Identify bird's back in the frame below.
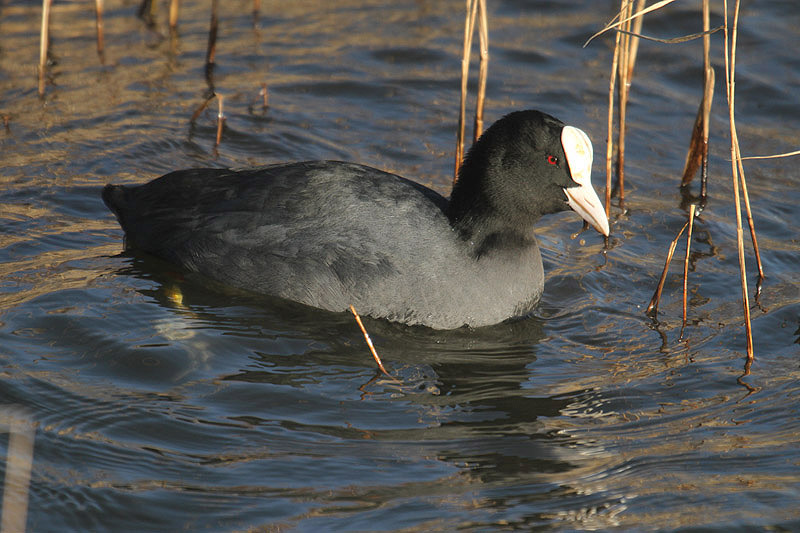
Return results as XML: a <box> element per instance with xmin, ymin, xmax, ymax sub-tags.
<box><xmin>104</xmin><ymin>161</ymin><xmax>493</xmax><ymax>325</ymax></box>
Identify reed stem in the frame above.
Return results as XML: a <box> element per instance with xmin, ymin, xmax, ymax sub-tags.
<box><xmin>455</xmin><ymin>0</ymin><xmax>479</xmax><ymax>183</ymax></box>
<box><xmin>723</xmin><ymin>0</ymin><xmax>754</xmax><ymax>362</ymax></box>
<box><xmin>95</xmin><ymin>0</ymin><xmax>105</xmax><ymax>61</ymax></box>
<box><xmin>700</xmin><ymin>0</ymin><xmax>711</xmax><ymax>205</ymax></box>
<box><xmin>349</xmin><ymin>305</ymin><xmax>393</xmax><ymax>378</ymax></box>
<box><xmin>260</xmin><ymin>82</ymin><xmax>269</xmax><ymax>109</ymax></box>
<box><xmin>215</xmin><ymin>93</ymin><xmax>224</xmax><ymax>146</ymax></box>
<box><xmin>605</xmin><ymin>22</ymin><xmax>621</xmax><ymax>219</ymax></box>
<box><xmin>680</xmin><ymin>204</ymin><xmax>696</xmax><ymax>337</ymax></box>
<box><xmin>169</xmin><ymin>0</ymin><xmax>180</xmax><ymax>29</ymax></box>
<box><xmin>615</xmin><ymin>0</ymin><xmax>632</xmax><ymax>207</ymax></box>
<box><xmin>646</xmin><ymin>220</ymin><xmax>689</xmax><ymax>319</ymax></box>
<box><xmin>473</xmin><ymin>0</ymin><xmax>488</xmax><ymax>143</ymax></box>
<box><xmin>38</xmin><ymin>0</ymin><xmax>52</xmax><ymax>97</ymax></box>
<box><xmin>205</xmin><ymin>0</ymin><xmax>219</xmax><ymax>85</ymax></box>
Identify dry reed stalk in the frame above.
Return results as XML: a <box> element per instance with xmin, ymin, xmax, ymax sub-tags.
<box><xmin>601</xmin><ymin>0</ymin><xmax>708</xmax><ymax>216</ymax></box>
<box><xmin>604</xmin><ymin>23</ymin><xmax>621</xmax><ymax>219</ymax></box>
<box><xmin>260</xmin><ymin>83</ymin><xmax>269</xmax><ymax>109</ymax></box>
<box><xmin>38</xmin><ymin>0</ymin><xmax>52</xmax><ymax>97</ymax></box>
<box><xmin>733</xmin><ymin>127</ymin><xmax>764</xmax><ymax>280</ymax></box>
<box><xmin>190</xmin><ymin>94</ymin><xmax>215</xmax><ymax>124</ymax></box>
<box><xmin>259</xmin><ymin>83</ymin><xmax>269</xmax><ymax>110</ymax></box>
<box><xmin>740</xmin><ymin>150</ymin><xmax>800</xmax><ymax>160</ymax></box>
<box><xmin>722</xmin><ymin>0</ymin><xmax>754</xmax><ymax>362</ymax></box>
<box><xmin>349</xmin><ymin>305</ymin><xmax>393</xmax><ymax>378</ymax></box>
<box><xmin>615</xmin><ymin>0</ymin><xmax>645</xmax><ymax>208</ymax></box>
<box><xmin>737</xmin><ymin>361</ymin><xmax>757</xmax><ymax>394</ymax></box>
<box><xmin>205</xmin><ymin>0</ymin><xmax>219</xmax><ymax>82</ymax></box>
<box><xmin>95</xmin><ymin>0</ymin><xmax>105</xmax><ymax>61</ymax></box>
<box><xmin>169</xmin><ymin>0</ymin><xmax>180</xmax><ymax>29</ymax></box>
<box><xmin>215</xmin><ymin>93</ymin><xmax>225</xmax><ymax>146</ymax></box>
<box><xmin>454</xmin><ymin>0</ymin><xmax>480</xmax><ymax>182</ymax></box>
<box><xmin>586</xmin><ymin>0</ymin><xmax>678</xmax><ymax>46</ymax></box>
<box><xmin>150</xmin><ymin>0</ymin><xmax>158</xmax><ymax>23</ymax></box>
<box><xmin>681</xmin><ymin>0</ymin><xmax>713</xmax><ymax>210</ymax></box>
<box><xmin>473</xmin><ymin>0</ymin><xmax>489</xmax><ymax>143</ymax></box>
<box><xmin>615</xmin><ymin>0</ymin><xmax>633</xmax><ymax>206</ymax></box>
<box><xmin>681</xmin><ymin>68</ymin><xmax>714</xmax><ymax>197</ymax></box>
<box><xmin>646</xmin><ymin>219</ymin><xmax>689</xmax><ymax>319</ymax></box>
<box><xmin>1</xmin><ymin>408</ymin><xmax>35</xmax><ymax>533</ymax></box>
<box><xmin>680</xmin><ymin>203</ymin><xmax>697</xmax><ymax>337</ymax></box>
<box><xmin>626</xmin><ymin>0</ymin><xmax>645</xmax><ymax>79</ymax></box>
<box><xmin>137</xmin><ymin>0</ymin><xmax>158</xmax><ymax>26</ymax></box>
<box><xmin>700</xmin><ymin>0</ymin><xmax>711</xmax><ymax>205</ymax></box>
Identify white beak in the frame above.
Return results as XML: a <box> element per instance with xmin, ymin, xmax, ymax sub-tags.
<box><xmin>561</xmin><ymin>125</ymin><xmax>610</xmax><ymax>237</ymax></box>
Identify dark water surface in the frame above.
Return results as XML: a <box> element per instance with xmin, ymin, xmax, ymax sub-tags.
<box><xmin>2</xmin><ymin>0</ymin><xmax>799</xmax><ymax>530</ymax></box>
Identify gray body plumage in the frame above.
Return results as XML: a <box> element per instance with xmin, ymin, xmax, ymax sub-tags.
<box><xmin>103</xmin><ymin>161</ymin><xmax>544</xmax><ymax>329</ymax></box>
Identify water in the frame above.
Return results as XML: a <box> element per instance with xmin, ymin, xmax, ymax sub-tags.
<box><xmin>1</xmin><ymin>0</ymin><xmax>799</xmax><ymax>530</ymax></box>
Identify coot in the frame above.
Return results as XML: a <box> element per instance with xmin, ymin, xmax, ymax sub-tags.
<box><xmin>103</xmin><ymin>110</ymin><xmax>609</xmax><ymax>329</ymax></box>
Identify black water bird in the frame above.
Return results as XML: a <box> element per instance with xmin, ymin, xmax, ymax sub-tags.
<box><xmin>103</xmin><ymin>110</ymin><xmax>609</xmax><ymax>329</ymax></box>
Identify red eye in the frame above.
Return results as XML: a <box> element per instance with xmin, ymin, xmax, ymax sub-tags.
<box><xmin>546</xmin><ymin>155</ymin><xmax>559</xmax><ymax>166</ymax></box>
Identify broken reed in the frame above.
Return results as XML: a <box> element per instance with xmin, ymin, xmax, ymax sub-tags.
<box><xmin>215</xmin><ymin>93</ymin><xmax>225</xmax><ymax>146</ymax></box>
<box><xmin>349</xmin><ymin>305</ymin><xmax>394</xmax><ymax>378</ymax></box>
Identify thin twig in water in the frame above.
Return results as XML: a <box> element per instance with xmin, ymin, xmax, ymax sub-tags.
<box><xmin>680</xmin><ymin>204</ymin><xmax>697</xmax><ymax>338</ymax></box>
<box><xmin>646</xmin><ymin>219</ymin><xmax>689</xmax><ymax>319</ymax></box>
<box><xmin>349</xmin><ymin>305</ymin><xmax>394</xmax><ymax>379</ymax></box>
<box><xmin>260</xmin><ymin>82</ymin><xmax>269</xmax><ymax>109</ymax></box>
<box><xmin>737</xmin><ymin>356</ymin><xmax>758</xmax><ymax>395</ymax></box>
<box><xmin>190</xmin><ymin>94</ymin><xmax>215</xmax><ymax>124</ymax></box>
<box><xmin>215</xmin><ymin>93</ymin><xmax>225</xmax><ymax>147</ymax></box>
